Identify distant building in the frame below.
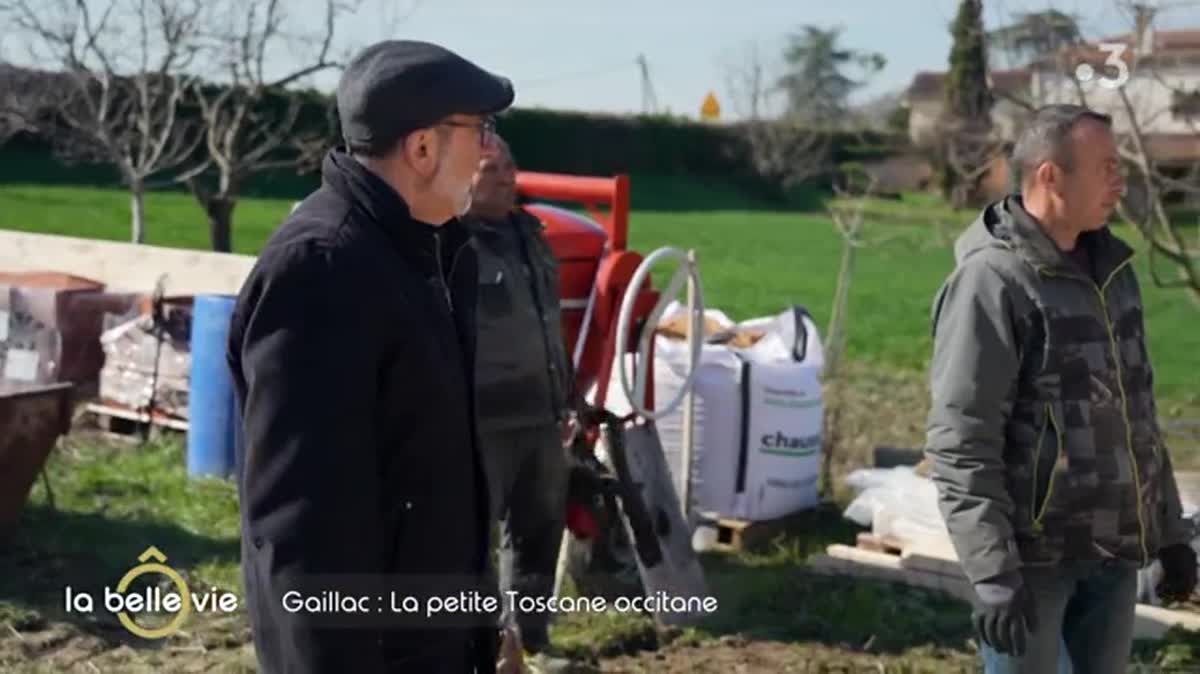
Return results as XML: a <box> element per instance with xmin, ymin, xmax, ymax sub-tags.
<box><xmin>903</xmin><ymin>27</ymin><xmax>1200</xmax><ymax>208</ymax></box>
<box><xmin>904</xmin><ymin>69</ymin><xmax>1032</xmax><ymax>147</ymax></box>
<box><xmin>903</xmin><ymin>28</ymin><xmax>1200</xmax><ymax>167</ymax></box>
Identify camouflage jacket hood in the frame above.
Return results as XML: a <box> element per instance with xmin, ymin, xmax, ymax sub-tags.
<box><xmin>954</xmin><ymin>194</ymin><xmax>1135</xmax><ymax>277</ymax></box>
<box><xmin>926</xmin><ymin>195</ymin><xmax>1192</xmax><ymax>584</ymax></box>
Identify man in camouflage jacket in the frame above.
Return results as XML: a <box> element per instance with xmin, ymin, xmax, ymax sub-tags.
<box><xmin>926</xmin><ymin>105</ymin><xmax>1197</xmax><ymax>673</ymax></box>
<box><xmin>464</xmin><ymin>136</ymin><xmax>573</xmax><ymax>660</ymax></box>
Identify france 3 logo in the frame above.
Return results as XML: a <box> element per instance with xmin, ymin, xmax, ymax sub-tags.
<box><xmin>1074</xmin><ymin>43</ymin><xmax>1132</xmax><ymax>90</ymax></box>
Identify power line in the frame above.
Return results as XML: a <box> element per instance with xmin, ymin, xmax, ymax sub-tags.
<box><xmin>517</xmin><ymin>60</ymin><xmax>637</xmax><ymax>89</ymax></box>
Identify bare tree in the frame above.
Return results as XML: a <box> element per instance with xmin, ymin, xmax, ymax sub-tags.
<box><xmin>723</xmin><ymin>36</ymin><xmax>886</xmax><ymax>499</ymax></box>
<box><xmin>1</xmin><ymin>0</ymin><xmax>205</xmax><ymax>243</ymax></box>
<box><xmin>0</xmin><ymin>62</ymin><xmax>47</xmax><ymax>145</ymax></box>
<box><xmin>178</xmin><ymin>0</ymin><xmax>360</xmax><ymax>252</ymax></box>
<box><xmin>721</xmin><ymin>40</ymin><xmax>836</xmax><ymax>195</ymax></box>
<box><xmin>1114</xmin><ymin>83</ymin><xmax>1200</xmax><ymax>304</ymax></box>
<box><xmin>1036</xmin><ymin>0</ymin><xmax>1200</xmax><ymax>303</ymax></box>
<box><xmin>940</xmin><ymin>122</ymin><xmax>1009</xmax><ymax>208</ymax></box>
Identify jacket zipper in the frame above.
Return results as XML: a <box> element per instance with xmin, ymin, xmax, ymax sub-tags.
<box><xmin>1031</xmin><ymin>402</ymin><xmax>1062</xmax><ymax>533</ymax></box>
<box><xmin>446</xmin><ymin>238</ymin><xmax>467</xmax><ymax>306</ymax></box>
<box><xmin>434</xmin><ymin>231</ymin><xmax>453</xmax><ymax>311</ymax></box>
<box><xmin>1038</xmin><ymin>256</ymin><xmax>1146</xmax><ymax>564</ymax></box>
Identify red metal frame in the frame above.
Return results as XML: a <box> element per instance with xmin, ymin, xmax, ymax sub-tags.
<box><xmin>515</xmin><ymin>171</ymin><xmax>656</xmax><ymax>414</ymax></box>
<box><xmin>515</xmin><ymin>171</ymin><xmax>630</xmax><ymax>251</ymax></box>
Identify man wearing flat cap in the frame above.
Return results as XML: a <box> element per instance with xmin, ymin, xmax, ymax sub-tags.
<box><xmin>228</xmin><ymin>40</ymin><xmax>514</xmax><ymax>673</ymax></box>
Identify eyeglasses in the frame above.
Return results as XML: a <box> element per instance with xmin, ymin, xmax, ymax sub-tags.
<box><xmin>438</xmin><ymin>116</ymin><xmax>497</xmax><ymax>147</ymax></box>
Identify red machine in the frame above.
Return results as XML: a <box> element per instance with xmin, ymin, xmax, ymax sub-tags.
<box><xmin>515</xmin><ymin>171</ymin><xmax>658</xmax><ymax>412</ymax></box>
<box><xmin>516</xmin><ymin>170</ymin><xmax>712</xmax><ymax>617</ymax></box>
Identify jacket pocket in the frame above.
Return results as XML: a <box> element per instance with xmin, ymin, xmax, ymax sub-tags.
<box><xmin>476</xmin><ymin>257</ymin><xmax>512</xmax><ymax>316</ymax></box>
<box><xmin>1030</xmin><ymin>402</ymin><xmax>1064</xmax><ymax>534</ymax></box>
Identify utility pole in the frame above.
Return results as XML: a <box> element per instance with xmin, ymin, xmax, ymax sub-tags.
<box><xmin>637</xmin><ymin>53</ymin><xmax>659</xmax><ymax>115</ymax></box>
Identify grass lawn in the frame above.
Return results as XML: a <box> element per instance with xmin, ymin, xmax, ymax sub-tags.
<box><xmin>0</xmin><ymin>182</ymin><xmax>1195</xmax><ymax>403</ymax></box>
<box><xmin>1</xmin><ymin>179</ymin><xmax>1199</xmax><ymax>670</ymax></box>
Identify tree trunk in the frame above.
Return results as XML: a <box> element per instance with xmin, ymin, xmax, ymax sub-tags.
<box><xmin>205</xmin><ymin>196</ymin><xmax>236</xmax><ymax>253</ymax></box>
<box><xmin>184</xmin><ymin>177</ymin><xmax>238</xmax><ymax>253</ymax></box>
<box><xmin>824</xmin><ymin>230</ymin><xmax>857</xmax><ymax>379</ymax></box>
<box><xmin>130</xmin><ymin>182</ymin><xmax>146</xmax><ymax>244</ymax></box>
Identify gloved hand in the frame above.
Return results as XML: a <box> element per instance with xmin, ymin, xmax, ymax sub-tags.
<box><xmin>971</xmin><ymin>570</ymin><xmax>1038</xmax><ymax>656</ymax></box>
<box><xmin>1157</xmin><ymin>543</ymin><xmax>1198</xmax><ymax>604</ymax></box>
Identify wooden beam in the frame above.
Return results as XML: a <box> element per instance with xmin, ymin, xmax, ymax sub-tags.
<box><xmin>813</xmin><ymin>543</ymin><xmax>1200</xmax><ymax>641</ymax></box>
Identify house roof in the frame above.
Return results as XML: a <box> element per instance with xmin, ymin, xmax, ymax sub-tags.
<box><xmin>906</xmin><ymin>69</ymin><xmax>1031</xmax><ymax>100</ymax></box>
<box><xmin>907</xmin><ymin>29</ymin><xmax>1200</xmax><ymax>101</ymax></box>
<box><xmin>1029</xmin><ymin>28</ymin><xmax>1200</xmax><ymax>70</ymax></box>
<box><xmin>1101</xmin><ymin>28</ymin><xmax>1200</xmax><ymax>52</ymax></box>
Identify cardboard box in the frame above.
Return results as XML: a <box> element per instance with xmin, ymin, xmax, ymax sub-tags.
<box><xmin>0</xmin><ymin>272</ymin><xmax>141</xmax><ymax>389</ymax></box>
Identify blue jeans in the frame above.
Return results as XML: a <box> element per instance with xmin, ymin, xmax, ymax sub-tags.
<box><xmin>981</xmin><ymin>561</ymin><xmax>1138</xmax><ymax>674</ymax></box>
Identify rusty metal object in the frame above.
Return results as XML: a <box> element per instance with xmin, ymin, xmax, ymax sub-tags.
<box><xmin>0</xmin><ymin>270</ymin><xmax>142</xmax><ymax>392</ymax></box>
<box><xmin>0</xmin><ymin>381</ymin><xmax>74</xmax><ymax>535</ymax></box>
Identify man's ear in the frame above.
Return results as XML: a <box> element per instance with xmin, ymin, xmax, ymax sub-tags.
<box><xmin>402</xmin><ymin>129</ymin><xmax>439</xmax><ymax>177</ymax></box>
<box><xmin>1036</xmin><ymin>161</ymin><xmax>1061</xmax><ymax>194</ymax></box>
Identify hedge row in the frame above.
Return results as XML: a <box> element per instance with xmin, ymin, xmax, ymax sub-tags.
<box><xmin>3</xmin><ymin>76</ymin><xmax>908</xmax><ymax>201</ymax></box>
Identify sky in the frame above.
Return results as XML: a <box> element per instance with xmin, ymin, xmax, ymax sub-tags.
<box><xmin>316</xmin><ymin>0</ymin><xmax>1200</xmax><ymax>120</ymax></box>
<box><xmin>7</xmin><ymin>0</ymin><xmax>1200</xmax><ymax>121</ymax></box>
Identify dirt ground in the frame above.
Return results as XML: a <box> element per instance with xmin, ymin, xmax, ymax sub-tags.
<box><xmin>3</xmin><ymin>364</ymin><xmax>1197</xmax><ymax>672</ymax></box>
<box><xmin>0</xmin><ymin>608</ymin><xmax>256</xmax><ymax>673</ymax></box>
<box><xmin>0</xmin><ymin>616</ymin><xmax>983</xmax><ymax>674</ymax></box>
<box><xmin>597</xmin><ymin>636</ymin><xmax>980</xmax><ymax>673</ymax></box>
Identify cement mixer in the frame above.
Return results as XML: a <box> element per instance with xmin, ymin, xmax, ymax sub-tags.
<box><xmin>515</xmin><ymin>171</ymin><xmax>710</xmax><ymax>626</ymax></box>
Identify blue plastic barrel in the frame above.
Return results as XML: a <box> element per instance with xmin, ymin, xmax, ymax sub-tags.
<box><xmin>187</xmin><ymin>294</ymin><xmax>238</xmax><ymax>478</ymax></box>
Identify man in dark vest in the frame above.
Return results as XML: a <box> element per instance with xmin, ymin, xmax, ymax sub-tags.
<box><xmin>464</xmin><ymin>136</ymin><xmax>573</xmax><ymax>666</ymax></box>
<box><xmin>925</xmin><ymin>104</ymin><xmax>1197</xmax><ymax>674</ymax></box>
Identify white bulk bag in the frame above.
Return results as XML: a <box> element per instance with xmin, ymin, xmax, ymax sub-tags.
<box><xmin>595</xmin><ymin>302</ymin><xmax>825</xmax><ymax>522</ymax></box>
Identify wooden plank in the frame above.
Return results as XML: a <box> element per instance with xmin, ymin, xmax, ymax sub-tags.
<box><xmin>814</xmin><ymin>545</ymin><xmax>974</xmax><ymax>602</ymax></box>
<box><xmin>855</xmin><ymin>533</ymin><xmax>905</xmax><ymax>555</ymax></box>
<box><xmin>816</xmin><ymin>543</ymin><xmax>1200</xmax><ymax>641</ymax></box>
<box><xmin>822</xmin><ymin>544</ymin><xmax>904</xmax><ymax>568</ymax></box>
<box><xmin>855</xmin><ymin>532</ymin><xmax>889</xmax><ymax>553</ymax></box>
<box><xmin>899</xmin><ymin>546</ymin><xmax>964</xmax><ymax>579</ymax></box>
<box><xmin>84</xmin><ymin>402</ymin><xmax>189</xmax><ymax>432</ymax></box>
<box><xmin>1133</xmin><ymin>603</ymin><xmax>1200</xmax><ymax>640</ymax></box>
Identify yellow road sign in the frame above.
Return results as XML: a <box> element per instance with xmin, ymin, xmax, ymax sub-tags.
<box><xmin>700</xmin><ymin>92</ymin><xmax>720</xmax><ymax>120</ymax></box>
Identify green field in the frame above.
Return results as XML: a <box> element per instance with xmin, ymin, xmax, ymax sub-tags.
<box><xmin>1</xmin><ymin>181</ymin><xmax>1196</xmax><ymax>404</ymax></box>
<box><xmin>2</xmin><ymin>179</ymin><xmax>1199</xmax><ymax>671</ymax></box>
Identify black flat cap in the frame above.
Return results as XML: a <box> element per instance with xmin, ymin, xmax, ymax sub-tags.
<box><xmin>336</xmin><ymin>40</ymin><xmax>514</xmax><ymax>154</ymax></box>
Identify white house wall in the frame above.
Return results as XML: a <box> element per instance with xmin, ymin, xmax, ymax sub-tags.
<box><xmin>1033</xmin><ymin>65</ymin><xmax>1200</xmax><ymax>135</ymax></box>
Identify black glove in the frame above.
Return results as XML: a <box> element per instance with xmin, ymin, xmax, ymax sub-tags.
<box><xmin>1158</xmin><ymin>543</ymin><xmax>1198</xmax><ymax>604</ymax></box>
<box><xmin>971</xmin><ymin>570</ymin><xmax>1038</xmax><ymax>656</ymax></box>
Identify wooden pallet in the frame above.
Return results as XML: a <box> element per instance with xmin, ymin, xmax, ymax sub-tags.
<box><xmin>706</xmin><ymin>502</ymin><xmax>840</xmax><ymax>552</ymax></box>
<box><xmin>709</xmin><ymin>517</ymin><xmax>756</xmax><ymax>552</ymax></box>
<box><xmin>83</xmin><ymin>402</ymin><xmax>189</xmax><ymax>434</ymax></box>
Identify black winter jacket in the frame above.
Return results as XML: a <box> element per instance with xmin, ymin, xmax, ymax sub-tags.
<box><xmin>227</xmin><ymin>148</ymin><xmax>496</xmax><ymax>673</ymax></box>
